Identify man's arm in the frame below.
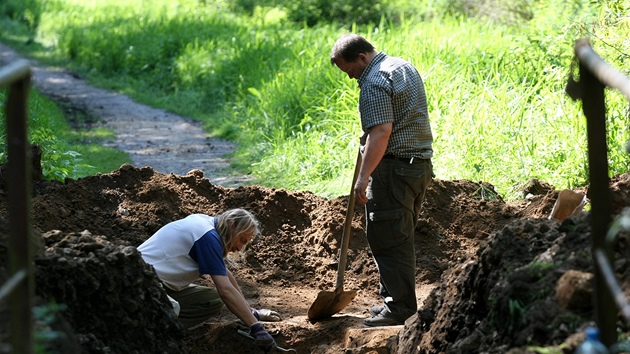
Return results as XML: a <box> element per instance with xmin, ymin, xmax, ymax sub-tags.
<box><xmin>355</xmin><ymin>122</ymin><xmax>392</xmax><ymax>205</ymax></box>
<box><xmin>226</xmin><ymin>269</ymin><xmax>244</xmax><ymax>295</ymax></box>
<box><xmin>211</xmin><ymin>274</ymin><xmax>258</xmax><ymax>326</ymax></box>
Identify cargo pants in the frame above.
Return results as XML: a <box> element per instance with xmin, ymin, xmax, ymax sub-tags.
<box><xmin>365</xmin><ymin>156</ymin><xmax>433</xmax><ymax>321</ymax></box>
<box><xmin>165</xmin><ymin>284</ymin><xmax>224</xmax><ymax>329</ymax></box>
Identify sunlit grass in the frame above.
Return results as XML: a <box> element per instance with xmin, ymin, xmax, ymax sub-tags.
<box><xmin>2</xmin><ymin>0</ymin><xmax>629</xmax><ymax>198</ymax></box>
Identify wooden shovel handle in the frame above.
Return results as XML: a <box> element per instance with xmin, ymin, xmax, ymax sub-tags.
<box><xmin>336</xmin><ymin>150</ymin><xmax>362</xmax><ymax>290</ymax></box>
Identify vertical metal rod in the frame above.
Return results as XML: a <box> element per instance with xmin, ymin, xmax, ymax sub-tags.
<box><xmin>579</xmin><ymin>60</ymin><xmax>616</xmax><ymax>346</ymax></box>
<box><xmin>6</xmin><ymin>72</ymin><xmax>34</xmax><ymax>354</ymax></box>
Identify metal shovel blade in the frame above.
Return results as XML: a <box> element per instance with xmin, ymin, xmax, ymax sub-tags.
<box><xmin>307</xmin><ymin>288</ymin><xmax>357</xmax><ymax>321</ymax></box>
<box><xmin>548</xmin><ymin>189</ymin><xmax>587</xmax><ymax>221</ymax></box>
<box><xmin>307</xmin><ymin>151</ymin><xmax>361</xmax><ymax>321</ymax></box>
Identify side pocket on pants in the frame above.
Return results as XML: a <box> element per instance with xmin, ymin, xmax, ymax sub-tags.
<box><xmin>367</xmin><ymin>208</ymin><xmax>409</xmax><ymax>253</ymax></box>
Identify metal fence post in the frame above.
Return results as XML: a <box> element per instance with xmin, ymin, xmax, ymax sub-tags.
<box><xmin>575</xmin><ymin>38</ymin><xmax>619</xmax><ymax>347</ymax></box>
<box><xmin>1</xmin><ymin>59</ymin><xmax>34</xmax><ymax>354</ymax></box>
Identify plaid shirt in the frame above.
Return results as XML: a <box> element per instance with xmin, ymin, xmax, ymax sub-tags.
<box><xmin>357</xmin><ymin>52</ymin><xmax>433</xmax><ymax>159</ymax></box>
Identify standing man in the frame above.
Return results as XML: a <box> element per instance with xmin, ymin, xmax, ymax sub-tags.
<box><xmin>330</xmin><ymin>33</ymin><xmax>434</xmax><ymax>326</ymax></box>
<box><xmin>137</xmin><ymin>208</ymin><xmax>281</xmax><ymax>351</ymax></box>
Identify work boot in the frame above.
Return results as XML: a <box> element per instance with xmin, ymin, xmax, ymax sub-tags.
<box><xmin>363</xmin><ymin>311</ymin><xmax>405</xmax><ymax>327</ymax></box>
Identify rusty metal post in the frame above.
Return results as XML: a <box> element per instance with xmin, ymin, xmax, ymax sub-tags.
<box><xmin>3</xmin><ymin>60</ymin><xmax>34</xmax><ymax>354</ymax></box>
<box><xmin>577</xmin><ymin>42</ymin><xmax>616</xmax><ymax>346</ymax></box>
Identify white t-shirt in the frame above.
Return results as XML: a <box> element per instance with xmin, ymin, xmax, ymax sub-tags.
<box><xmin>137</xmin><ymin>214</ymin><xmax>227</xmax><ymax>291</ymax></box>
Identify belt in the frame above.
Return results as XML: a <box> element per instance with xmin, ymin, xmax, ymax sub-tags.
<box><xmin>383</xmin><ymin>154</ymin><xmax>422</xmax><ymax>163</ymax></box>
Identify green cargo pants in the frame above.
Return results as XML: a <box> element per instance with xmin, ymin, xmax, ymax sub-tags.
<box><xmin>165</xmin><ymin>284</ymin><xmax>224</xmax><ymax>329</ymax></box>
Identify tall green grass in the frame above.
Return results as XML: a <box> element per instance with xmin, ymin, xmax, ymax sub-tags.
<box><xmin>2</xmin><ymin>0</ymin><xmax>629</xmax><ymax>199</ymax></box>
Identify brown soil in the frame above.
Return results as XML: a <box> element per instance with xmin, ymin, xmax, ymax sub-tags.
<box><xmin>2</xmin><ymin>42</ymin><xmax>630</xmax><ymax>354</ymax></box>
<box><xmin>1</xmin><ymin>166</ymin><xmax>630</xmax><ymax>353</ymax></box>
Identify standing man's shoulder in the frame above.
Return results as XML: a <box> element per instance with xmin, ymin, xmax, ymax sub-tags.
<box><xmin>371</xmin><ymin>54</ymin><xmax>415</xmax><ymax>79</ymax></box>
<box><xmin>381</xmin><ymin>54</ymin><xmax>415</xmax><ymax>71</ymax></box>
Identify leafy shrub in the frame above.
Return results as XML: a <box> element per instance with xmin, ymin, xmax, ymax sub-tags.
<box><xmin>437</xmin><ymin>0</ymin><xmax>534</xmax><ymax>23</ymax></box>
<box><xmin>287</xmin><ymin>0</ymin><xmax>385</xmax><ymax>26</ymax></box>
<box><xmin>0</xmin><ymin>0</ymin><xmax>41</xmax><ymax>37</ymax></box>
<box><xmin>0</xmin><ymin>91</ymin><xmax>93</xmax><ymax>181</ymax></box>
<box><xmin>30</xmin><ymin>128</ymin><xmax>92</xmax><ymax>181</ymax></box>
<box><xmin>227</xmin><ymin>0</ymin><xmax>387</xmax><ymax>26</ymax></box>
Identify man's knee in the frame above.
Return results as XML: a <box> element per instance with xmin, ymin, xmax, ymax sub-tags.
<box><xmin>190</xmin><ymin>286</ymin><xmax>224</xmax><ymax>315</ymax></box>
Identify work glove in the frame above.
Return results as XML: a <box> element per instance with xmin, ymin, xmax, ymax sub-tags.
<box><xmin>250</xmin><ymin>322</ymin><xmax>276</xmax><ymax>352</ymax></box>
<box><xmin>252</xmin><ymin>308</ymin><xmax>282</xmax><ymax>322</ymax></box>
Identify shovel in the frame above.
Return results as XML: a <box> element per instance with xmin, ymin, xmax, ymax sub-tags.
<box><xmin>307</xmin><ymin>150</ymin><xmax>361</xmax><ymax>321</ymax></box>
<box><xmin>548</xmin><ymin>189</ymin><xmax>587</xmax><ymax>221</ymax></box>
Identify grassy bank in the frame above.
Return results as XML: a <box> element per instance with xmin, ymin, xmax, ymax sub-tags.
<box><xmin>1</xmin><ymin>0</ymin><xmax>629</xmax><ymax>199</ymax></box>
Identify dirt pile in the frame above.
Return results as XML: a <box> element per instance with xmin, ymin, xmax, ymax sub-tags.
<box><xmin>1</xmin><ymin>164</ymin><xmax>630</xmax><ymax>353</ymax></box>
<box><xmin>36</xmin><ymin>230</ymin><xmax>184</xmax><ymax>353</ymax></box>
<box><xmin>399</xmin><ymin>174</ymin><xmax>630</xmax><ymax>354</ymax></box>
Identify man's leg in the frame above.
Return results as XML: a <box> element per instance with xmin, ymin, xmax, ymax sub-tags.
<box><xmin>373</xmin><ymin>231</ymin><xmax>417</xmax><ymax>321</ymax></box>
<box><xmin>365</xmin><ymin>159</ymin><xmax>433</xmax><ymax>324</ymax></box>
<box><xmin>166</xmin><ymin>284</ymin><xmax>224</xmax><ymax>329</ymax></box>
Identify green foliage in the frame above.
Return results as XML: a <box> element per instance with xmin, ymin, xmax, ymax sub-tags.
<box><xmin>0</xmin><ymin>0</ymin><xmax>41</xmax><ymax>39</ymax></box>
<box><xmin>526</xmin><ymin>346</ymin><xmax>564</xmax><ymax>354</ymax></box>
<box><xmin>0</xmin><ymin>89</ymin><xmax>129</xmax><ymax>181</ymax></box>
<box><xmin>1</xmin><ymin>0</ymin><xmax>629</xmax><ymax>198</ymax></box>
<box><xmin>282</xmin><ymin>0</ymin><xmax>385</xmax><ymax>27</ymax></box>
<box><xmin>0</xmin><ymin>90</ymin><xmax>85</xmax><ymax>181</ymax></box>
<box><xmin>472</xmin><ymin>183</ymin><xmax>501</xmax><ymax>201</ymax></box>
<box><xmin>228</xmin><ymin>0</ymin><xmax>411</xmax><ymax>27</ymax></box>
<box><xmin>29</xmin><ymin>128</ymin><xmax>90</xmax><ymax>181</ymax></box>
<box><xmin>227</xmin><ymin>0</ymin><xmax>273</xmax><ymax>15</ymax></box>
<box><xmin>523</xmin><ymin>261</ymin><xmax>554</xmax><ymax>280</ymax></box>
<box><xmin>438</xmin><ymin>0</ymin><xmax>535</xmax><ymax>23</ymax></box>
<box><xmin>33</xmin><ymin>302</ymin><xmax>68</xmax><ymax>354</ymax></box>
<box><xmin>507</xmin><ymin>298</ymin><xmax>528</xmax><ymax>332</ymax></box>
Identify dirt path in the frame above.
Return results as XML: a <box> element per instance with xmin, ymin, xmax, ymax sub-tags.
<box><xmin>0</xmin><ymin>42</ymin><xmax>251</xmax><ymax>187</ymax></box>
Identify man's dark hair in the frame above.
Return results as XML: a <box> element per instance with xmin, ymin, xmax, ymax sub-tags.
<box><xmin>330</xmin><ymin>33</ymin><xmax>375</xmax><ymax>64</ymax></box>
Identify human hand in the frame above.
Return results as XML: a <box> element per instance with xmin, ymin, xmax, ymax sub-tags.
<box><xmin>354</xmin><ymin>177</ymin><xmax>369</xmax><ymax>205</ymax></box>
<box><xmin>252</xmin><ymin>308</ymin><xmax>282</xmax><ymax>322</ymax></box>
<box><xmin>250</xmin><ymin>322</ymin><xmax>276</xmax><ymax>351</ymax></box>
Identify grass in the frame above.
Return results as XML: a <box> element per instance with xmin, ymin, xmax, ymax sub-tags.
<box><xmin>1</xmin><ymin>0</ymin><xmax>629</xmax><ymax>199</ymax></box>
